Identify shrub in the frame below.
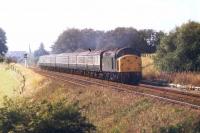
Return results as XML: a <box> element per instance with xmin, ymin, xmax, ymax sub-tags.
<box><xmin>159</xmin><ymin>117</ymin><xmax>200</xmax><ymax>133</ymax></box>
<box><xmin>154</xmin><ymin>21</ymin><xmax>200</xmax><ymax>72</ymax></box>
<box><xmin>0</xmin><ymin>97</ymin><xmax>95</xmax><ymax>133</ymax></box>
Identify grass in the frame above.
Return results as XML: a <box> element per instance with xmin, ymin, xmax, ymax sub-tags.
<box><xmin>0</xmin><ymin>63</ymin><xmax>44</xmax><ymax>104</ymax></box>
<box><xmin>1</xmin><ymin>63</ymin><xmax>200</xmax><ymax>132</ymax></box>
<box><xmin>0</xmin><ymin>64</ymin><xmax>21</xmax><ymax>104</ymax></box>
<box><xmin>142</xmin><ymin>55</ymin><xmax>160</xmax><ymax>79</ymax></box>
<box><xmin>30</xmin><ymin>80</ymin><xmax>200</xmax><ymax>133</ymax></box>
<box><xmin>142</xmin><ymin>55</ymin><xmax>200</xmax><ymax>86</ymax></box>
<box><xmin>10</xmin><ymin>63</ymin><xmax>45</xmax><ymax>96</ymax></box>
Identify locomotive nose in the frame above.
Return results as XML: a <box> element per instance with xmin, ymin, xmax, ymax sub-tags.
<box><xmin>116</xmin><ymin>55</ymin><xmax>141</xmax><ymax>73</ymax></box>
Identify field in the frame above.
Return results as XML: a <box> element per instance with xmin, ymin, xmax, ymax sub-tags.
<box><xmin>142</xmin><ymin>55</ymin><xmax>200</xmax><ymax>86</ymax></box>
<box><xmin>1</xmin><ymin>63</ymin><xmax>200</xmax><ymax>132</ymax></box>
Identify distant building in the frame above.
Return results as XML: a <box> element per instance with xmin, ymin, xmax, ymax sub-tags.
<box><xmin>6</xmin><ymin>51</ymin><xmax>27</xmax><ymax>62</ymax></box>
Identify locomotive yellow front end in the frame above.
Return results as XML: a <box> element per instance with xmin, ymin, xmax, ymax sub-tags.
<box><xmin>116</xmin><ymin>55</ymin><xmax>141</xmax><ymax>72</ymax></box>
<box><xmin>116</xmin><ymin>54</ymin><xmax>142</xmax><ymax>84</ymax></box>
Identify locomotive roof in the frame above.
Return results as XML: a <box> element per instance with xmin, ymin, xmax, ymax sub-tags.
<box><xmin>103</xmin><ymin>47</ymin><xmax>140</xmax><ymax>57</ymax></box>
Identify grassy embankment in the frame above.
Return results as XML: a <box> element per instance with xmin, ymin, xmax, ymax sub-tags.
<box><xmin>1</xmin><ymin>63</ymin><xmax>200</xmax><ymax>132</ymax></box>
<box><xmin>0</xmin><ymin>63</ymin><xmax>44</xmax><ymax>98</ymax></box>
<box><xmin>142</xmin><ymin>55</ymin><xmax>200</xmax><ymax>86</ymax></box>
<box><xmin>0</xmin><ymin>64</ymin><xmax>22</xmax><ymax>104</ymax></box>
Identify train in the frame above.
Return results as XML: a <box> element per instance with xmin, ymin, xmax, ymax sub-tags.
<box><xmin>38</xmin><ymin>47</ymin><xmax>142</xmax><ymax>84</ymax></box>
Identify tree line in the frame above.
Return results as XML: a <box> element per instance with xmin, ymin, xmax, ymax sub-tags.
<box><xmin>51</xmin><ymin>28</ymin><xmax>164</xmax><ymax>54</ymax></box>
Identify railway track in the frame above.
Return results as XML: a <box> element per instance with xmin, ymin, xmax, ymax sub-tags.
<box><xmin>32</xmin><ymin>68</ymin><xmax>200</xmax><ymax>109</ymax></box>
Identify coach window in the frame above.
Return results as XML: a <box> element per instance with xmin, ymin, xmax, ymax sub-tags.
<box><xmin>111</xmin><ymin>58</ymin><xmax>114</xmax><ymax>69</ymax></box>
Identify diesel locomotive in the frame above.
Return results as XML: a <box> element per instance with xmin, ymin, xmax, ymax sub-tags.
<box><xmin>38</xmin><ymin>47</ymin><xmax>142</xmax><ymax>84</ymax></box>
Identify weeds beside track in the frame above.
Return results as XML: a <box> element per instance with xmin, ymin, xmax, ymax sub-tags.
<box><xmin>32</xmin><ymin>68</ymin><xmax>200</xmax><ymax>109</ymax></box>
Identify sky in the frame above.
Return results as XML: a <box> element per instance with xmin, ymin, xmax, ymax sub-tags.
<box><xmin>0</xmin><ymin>0</ymin><xmax>199</xmax><ymax>52</ymax></box>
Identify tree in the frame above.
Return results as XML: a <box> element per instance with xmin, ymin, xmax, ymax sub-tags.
<box><xmin>34</xmin><ymin>43</ymin><xmax>49</xmax><ymax>57</ymax></box>
<box><xmin>154</xmin><ymin>21</ymin><xmax>200</xmax><ymax>72</ymax></box>
<box><xmin>33</xmin><ymin>43</ymin><xmax>49</xmax><ymax>64</ymax></box>
<box><xmin>139</xmin><ymin>29</ymin><xmax>164</xmax><ymax>53</ymax></box>
<box><xmin>52</xmin><ymin>28</ymin><xmax>104</xmax><ymax>53</ymax></box>
<box><xmin>52</xmin><ymin>27</ymin><xmax>161</xmax><ymax>54</ymax></box>
<box><xmin>99</xmin><ymin>27</ymin><xmax>146</xmax><ymax>52</ymax></box>
<box><xmin>0</xmin><ymin>28</ymin><xmax>8</xmax><ymax>56</ymax></box>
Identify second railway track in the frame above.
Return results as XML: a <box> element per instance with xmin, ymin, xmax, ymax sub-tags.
<box><xmin>32</xmin><ymin>68</ymin><xmax>200</xmax><ymax>109</ymax></box>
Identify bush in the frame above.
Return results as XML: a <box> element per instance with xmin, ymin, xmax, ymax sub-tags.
<box><xmin>154</xmin><ymin>21</ymin><xmax>200</xmax><ymax>72</ymax></box>
<box><xmin>159</xmin><ymin>118</ymin><xmax>200</xmax><ymax>133</ymax></box>
<box><xmin>0</xmin><ymin>97</ymin><xmax>95</xmax><ymax>133</ymax></box>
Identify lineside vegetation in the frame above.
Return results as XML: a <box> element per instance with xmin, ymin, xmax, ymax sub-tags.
<box><xmin>154</xmin><ymin>21</ymin><xmax>200</xmax><ymax>72</ymax></box>
<box><xmin>142</xmin><ymin>55</ymin><xmax>200</xmax><ymax>86</ymax></box>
